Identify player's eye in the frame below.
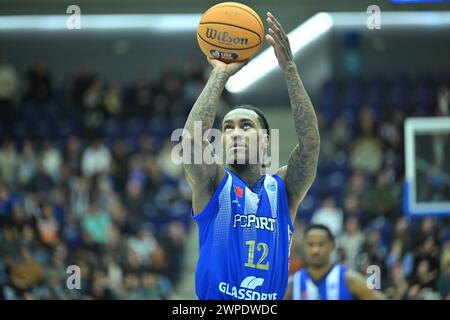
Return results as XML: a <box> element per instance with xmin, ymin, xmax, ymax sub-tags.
<box><xmin>224</xmin><ymin>125</ymin><xmax>232</xmax><ymax>131</ymax></box>
<box><xmin>243</xmin><ymin>123</ymin><xmax>252</xmax><ymax>130</ymax></box>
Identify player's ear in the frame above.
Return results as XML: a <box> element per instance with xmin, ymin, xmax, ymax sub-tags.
<box><xmin>264</xmin><ymin>132</ymin><xmax>270</xmax><ymax>149</ymax></box>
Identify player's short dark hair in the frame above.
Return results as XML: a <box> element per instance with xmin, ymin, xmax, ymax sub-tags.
<box><xmin>304</xmin><ymin>224</ymin><xmax>335</xmax><ymax>243</ymax></box>
<box><xmin>229</xmin><ymin>104</ymin><xmax>270</xmax><ymax>136</ymax></box>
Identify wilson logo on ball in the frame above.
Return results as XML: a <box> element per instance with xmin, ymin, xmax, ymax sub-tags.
<box><xmin>205</xmin><ymin>27</ymin><xmax>249</xmax><ymax>46</ymax></box>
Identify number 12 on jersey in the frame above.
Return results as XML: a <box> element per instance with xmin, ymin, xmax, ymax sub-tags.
<box><xmin>244</xmin><ymin>240</ymin><xmax>269</xmax><ymax>270</ymax></box>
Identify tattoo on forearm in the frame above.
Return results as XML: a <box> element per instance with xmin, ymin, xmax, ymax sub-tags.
<box><xmin>185</xmin><ymin>69</ymin><xmax>229</xmax><ymax>134</ymax></box>
<box><xmin>285</xmin><ymin>66</ymin><xmax>320</xmax><ymax>147</ymax></box>
<box><xmin>183</xmin><ymin>69</ymin><xmax>229</xmax><ymax>183</ymax></box>
<box><xmin>284</xmin><ymin>65</ymin><xmax>320</xmax><ymax>205</ymax></box>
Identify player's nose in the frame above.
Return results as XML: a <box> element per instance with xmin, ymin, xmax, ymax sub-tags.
<box><xmin>229</xmin><ymin>129</ymin><xmax>245</xmax><ymax>142</ymax></box>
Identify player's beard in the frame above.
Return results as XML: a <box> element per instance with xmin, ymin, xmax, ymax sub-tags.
<box><xmin>308</xmin><ymin>256</ymin><xmax>327</xmax><ymax>269</ymax></box>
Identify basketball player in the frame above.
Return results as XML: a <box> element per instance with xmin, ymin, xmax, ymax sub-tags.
<box><xmin>182</xmin><ymin>12</ymin><xmax>320</xmax><ymax>300</ymax></box>
<box><xmin>286</xmin><ymin>224</ymin><xmax>386</xmax><ymax>300</ymax></box>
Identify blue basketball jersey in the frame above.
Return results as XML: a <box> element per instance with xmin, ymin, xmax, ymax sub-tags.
<box><xmin>291</xmin><ymin>264</ymin><xmax>354</xmax><ymax>300</ymax></box>
<box><xmin>192</xmin><ymin>167</ymin><xmax>294</xmax><ymax>300</ymax></box>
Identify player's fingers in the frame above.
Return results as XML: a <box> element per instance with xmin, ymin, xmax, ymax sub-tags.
<box><xmin>268</xmin><ymin>18</ymin><xmax>281</xmax><ymax>36</ymax></box>
<box><xmin>267</xmin><ymin>12</ymin><xmax>285</xmax><ymax>35</ymax></box>
<box><xmin>269</xmin><ymin>28</ymin><xmax>292</xmax><ymax>60</ymax></box>
<box><xmin>268</xmin><ymin>18</ymin><xmax>289</xmax><ymax>47</ymax></box>
<box><xmin>268</xmin><ymin>28</ymin><xmax>283</xmax><ymax>49</ymax></box>
<box><xmin>265</xmin><ymin>34</ymin><xmax>275</xmax><ymax>46</ymax></box>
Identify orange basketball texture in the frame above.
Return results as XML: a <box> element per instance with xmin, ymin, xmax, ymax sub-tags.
<box><xmin>197</xmin><ymin>2</ymin><xmax>264</xmax><ymax>63</ymax></box>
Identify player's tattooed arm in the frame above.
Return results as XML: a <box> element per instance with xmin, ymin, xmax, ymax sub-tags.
<box><xmin>183</xmin><ymin>59</ymin><xmax>245</xmax><ymax>189</ymax></box>
<box><xmin>283</xmin><ymin>65</ymin><xmax>320</xmax><ymax>210</ymax></box>
<box><xmin>184</xmin><ymin>67</ymin><xmax>228</xmax><ymax>134</ymax></box>
<box><xmin>267</xmin><ymin>12</ymin><xmax>320</xmax><ymax>217</ymax></box>
<box><xmin>183</xmin><ymin>65</ymin><xmax>228</xmax><ymax>188</ymax></box>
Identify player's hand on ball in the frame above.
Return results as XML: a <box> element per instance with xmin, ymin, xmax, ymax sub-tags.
<box><xmin>208</xmin><ymin>58</ymin><xmax>247</xmax><ymax>77</ymax></box>
<box><xmin>265</xmin><ymin>12</ymin><xmax>295</xmax><ymax>72</ymax></box>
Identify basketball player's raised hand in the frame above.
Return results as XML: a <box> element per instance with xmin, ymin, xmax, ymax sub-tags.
<box><xmin>207</xmin><ymin>57</ymin><xmax>247</xmax><ymax>77</ymax></box>
<box><xmin>266</xmin><ymin>12</ymin><xmax>294</xmax><ymax>72</ymax></box>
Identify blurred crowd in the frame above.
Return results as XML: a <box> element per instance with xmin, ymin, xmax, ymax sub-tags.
<box><xmin>1</xmin><ymin>55</ymin><xmax>450</xmax><ymax>300</ymax></box>
<box><xmin>0</xmin><ymin>56</ymin><xmax>224</xmax><ymax>299</ymax></box>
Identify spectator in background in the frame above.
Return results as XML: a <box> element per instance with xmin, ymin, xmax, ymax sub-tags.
<box><xmin>96</xmin><ymin>176</ymin><xmax>122</xmax><ymax>222</ymax></box>
<box><xmin>103</xmin><ymin>80</ymin><xmax>123</xmax><ymax>119</ymax></box>
<box><xmin>152</xmin><ymin>94</ymin><xmax>170</xmax><ymax>121</ymax></box>
<box><xmin>350</xmin><ymin>106</ymin><xmax>383</xmax><ymax>176</ymax></box>
<box><xmin>81</xmin><ymin>138</ymin><xmax>111</xmax><ymax>177</ymax></box>
<box><xmin>69</xmin><ymin>176</ymin><xmax>90</xmax><ymax>219</ymax></box>
<box><xmin>412</xmin><ymin>259</ymin><xmax>438</xmax><ymax>291</ymax></box>
<box><xmin>364</xmin><ymin>168</ymin><xmax>400</xmax><ymax>220</ymax></box>
<box><xmin>412</xmin><ymin>235</ymin><xmax>440</xmax><ymax>291</ymax></box>
<box><xmin>342</xmin><ymin>193</ymin><xmax>362</xmax><ymax>217</ymax></box>
<box><xmin>138</xmin><ymin>273</ymin><xmax>162</xmax><ymax>299</ymax></box>
<box><xmin>330</xmin><ymin>116</ymin><xmax>351</xmax><ymax>151</ymax></box>
<box><xmin>183</xmin><ymin>58</ymin><xmax>205</xmax><ymax>107</ymax></box>
<box><xmin>17</xmin><ymin>139</ymin><xmax>37</xmax><ymax>188</ymax></box>
<box><xmin>81</xmin><ymin>201</ymin><xmax>112</xmax><ymax>246</ymax></box>
<box><xmin>359</xmin><ymin>228</ymin><xmax>387</xmax><ymax>273</ymax></box>
<box><xmin>89</xmin><ymin>269</ymin><xmax>116</xmax><ymax>299</ymax></box>
<box><xmin>23</xmin><ymin>58</ymin><xmax>53</xmax><ymax>103</ymax></box>
<box><xmin>385</xmin><ymin>261</ymin><xmax>409</xmax><ymax>300</ymax></box>
<box><xmin>345</xmin><ymin>171</ymin><xmax>366</xmax><ymax>200</ymax></box>
<box><xmin>160</xmin><ymin>221</ymin><xmax>186</xmax><ymax>286</ymax></box>
<box><xmin>338</xmin><ymin>216</ymin><xmax>365</xmax><ymax>269</ymax></box>
<box><xmin>320</xmin><ymin>116</ymin><xmax>351</xmax><ymax>165</ymax></box>
<box><xmin>128</xmin><ymin>227</ymin><xmax>157</xmax><ymax>266</ymax></box>
<box><xmin>311</xmin><ymin>196</ymin><xmax>344</xmax><ymax>237</ymax></box>
<box><xmin>130</xmin><ymin>134</ymin><xmax>155</xmax><ymax>172</ymax></box>
<box><xmin>386</xmin><ymin>239</ymin><xmax>414</xmax><ymax>279</ymax></box>
<box><xmin>414</xmin><ymin>217</ymin><xmax>439</xmax><ymax>249</ymax></box>
<box><xmin>111</xmin><ymin>138</ymin><xmax>129</xmax><ymax>194</ymax></box>
<box><xmin>72</xmin><ymin>64</ymin><xmax>94</xmax><ymax>107</ymax></box>
<box><xmin>0</xmin><ymin>225</ymin><xmax>22</xmax><ymax>265</ymax></box>
<box><xmin>157</xmin><ymin>139</ymin><xmax>183</xmax><ymax>180</ymax></box>
<box><xmin>64</xmin><ymin>135</ymin><xmax>82</xmax><ymax>176</ymax></box>
<box><xmin>27</xmin><ymin>160</ymin><xmax>55</xmax><ymax>196</ymax></box>
<box><xmin>379</xmin><ymin>115</ymin><xmax>401</xmax><ymax>153</ymax></box>
<box><xmin>36</xmin><ymin>204</ymin><xmax>60</xmax><ymax>248</ymax></box>
<box><xmin>102</xmin><ymin>253</ymin><xmax>123</xmax><ymax>298</ymax></box>
<box><xmin>126</xmin><ymin>74</ymin><xmax>153</xmax><ymax>119</ymax></box>
<box><xmin>123</xmin><ymin>178</ymin><xmax>147</xmax><ymax>233</ymax></box>
<box><xmin>392</xmin><ymin>217</ymin><xmax>413</xmax><ymax>253</ymax></box>
<box><xmin>41</xmin><ymin>141</ymin><xmax>62</xmax><ymax>183</ymax></box>
<box><xmin>342</xmin><ymin>171</ymin><xmax>366</xmax><ymax>222</ymax></box>
<box><xmin>0</xmin><ymin>56</ymin><xmax>17</xmax><ymax>101</ymax></box>
<box><xmin>0</xmin><ymin>140</ymin><xmax>19</xmax><ymax>188</ymax></box>
<box><xmin>61</xmin><ymin>214</ymin><xmax>81</xmax><ymax>252</ymax></box>
<box><xmin>0</xmin><ymin>56</ymin><xmax>18</xmax><ymax>124</ymax></box>
<box><xmin>9</xmin><ymin>247</ymin><xmax>44</xmax><ymax>293</ymax></box>
<box><xmin>121</xmin><ymin>273</ymin><xmax>141</xmax><ymax>299</ymax></box>
<box><xmin>82</xmin><ymin>78</ymin><xmax>105</xmax><ymax>138</ymax></box>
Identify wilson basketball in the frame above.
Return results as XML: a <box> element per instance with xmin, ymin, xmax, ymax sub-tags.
<box><xmin>197</xmin><ymin>2</ymin><xmax>265</xmax><ymax>63</ymax></box>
